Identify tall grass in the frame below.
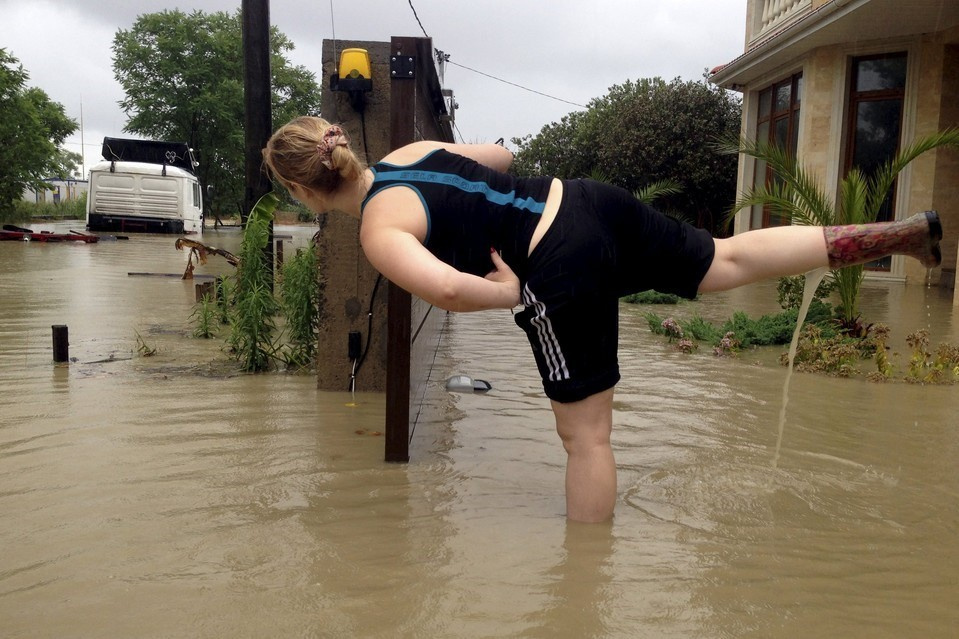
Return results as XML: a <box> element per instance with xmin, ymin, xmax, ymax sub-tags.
<box><xmin>1</xmin><ymin>193</ymin><xmax>87</xmax><ymax>225</ymax></box>
<box><xmin>227</xmin><ymin>192</ymin><xmax>280</xmax><ymax>372</ymax></box>
<box><xmin>278</xmin><ymin>243</ymin><xmax>320</xmax><ymax>369</ymax></box>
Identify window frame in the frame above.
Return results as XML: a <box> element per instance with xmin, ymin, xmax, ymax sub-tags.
<box><xmin>752</xmin><ymin>72</ymin><xmax>803</xmax><ymax>229</ymax></box>
<box><xmin>843</xmin><ymin>51</ymin><xmax>908</xmax><ymax>271</ymax></box>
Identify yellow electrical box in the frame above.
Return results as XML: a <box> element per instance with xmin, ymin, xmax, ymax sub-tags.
<box><xmin>331</xmin><ymin>48</ymin><xmax>373</xmax><ymax>106</ymax></box>
<box><xmin>338</xmin><ymin>48</ymin><xmax>371</xmax><ymax>80</ymax></box>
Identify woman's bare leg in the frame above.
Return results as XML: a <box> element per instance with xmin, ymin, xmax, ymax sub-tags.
<box><xmin>699</xmin><ymin>212</ymin><xmax>942</xmax><ymax>293</ymax></box>
<box><xmin>699</xmin><ymin>225</ymin><xmax>828</xmax><ymax>293</ymax></box>
<box><xmin>551</xmin><ymin>388</ymin><xmax>617</xmax><ymax>523</ymax></box>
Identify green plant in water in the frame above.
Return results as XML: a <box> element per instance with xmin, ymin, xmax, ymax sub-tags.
<box><xmin>2</xmin><ymin>193</ymin><xmax>88</xmax><ymax>224</ymax></box>
<box><xmin>713</xmin><ymin>331</ymin><xmax>741</xmax><ymax>357</ymax></box>
<box><xmin>787</xmin><ymin>324</ymin><xmax>866</xmax><ymax>377</ymax></box>
<box><xmin>869</xmin><ymin>324</ymin><xmax>894</xmax><ymax>381</ymax></box>
<box><xmin>645</xmin><ymin>301</ymin><xmax>836</xmax><ymax>351</ymax></box>
<box><xmin>216</xmin><ymin>277</ymin><xmax>233</xmax><ymax>325</ymax></box>
<box><xmin>726</xmin><ymin>129</ymin><xmax>959</xmax><ymax>333</ymax></box>
<box><xmin>776</xmin><ymin>274</ymin><xmax>835</xmax><ymax>311</ymax></box>
<box><xmin>134</xmin><ymin>331</ymin><xmax>157</xmax><ymax>357</ymax></box>
<box><xmin>622</xmin><ymin>289</ymin><xmax>683</xmax><ymax>305</ymax></box>
<box><xmin>227</xmin><ymin>192</ymin><xmax>281</xmax><ymax>372</ymax></box>
<box><xmin>903</xmin><ymin>329</ymin><xmax>959</xmax><ymax>383</ymax></box>
<box><xmin>277</xmin><ymin>242</ymin><xmax>320</xmax><ymax>370</ymax></box>
<box><xmin>191</xmin><ymin>293</ymin><xmax>218</xmax><ymax>339</ymax></box>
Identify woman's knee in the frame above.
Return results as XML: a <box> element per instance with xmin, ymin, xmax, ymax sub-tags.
<box><xmin>551</xmin><ymin>388</ymin><xmax>614</xmax><ymax>451</ymax></box>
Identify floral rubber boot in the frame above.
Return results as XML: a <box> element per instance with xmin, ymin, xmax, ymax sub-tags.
<box><xmin>823</xmin><ymin>211</ymin><xmax>942</xmax><ymax>269</ymax></box>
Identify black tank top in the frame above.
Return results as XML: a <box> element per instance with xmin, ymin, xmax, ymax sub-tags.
<box><xmin>361</xmin><ymin>148</ymin><xmax>552</xmax><ymax>279</ymax></box>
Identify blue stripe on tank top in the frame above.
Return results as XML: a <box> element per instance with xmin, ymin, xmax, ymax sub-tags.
<box><xmin>371</xmin><ymin>169</ymin><xmax>546</xmax><ymax>214</ymax></box>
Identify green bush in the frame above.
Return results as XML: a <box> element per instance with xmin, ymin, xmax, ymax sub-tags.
<box><xmin>622</xmin><ymin>290</ymin><xmax>683</xmax><ymax>305</ymax></box>
<box><xmin>644</xmin><ymin>299</ymin><xmax>836</xmax><ymax>349</ymax></box>
<box><xmin>776</xmin><ymin>274</ymin><xmax>835</xmax><ymax>311</ymax></box>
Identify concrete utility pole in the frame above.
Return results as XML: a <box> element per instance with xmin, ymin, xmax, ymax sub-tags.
<box><xmin>242</xmin><ymin>0</ymin><xmax>274</xmax><ymax>280</ymax></box>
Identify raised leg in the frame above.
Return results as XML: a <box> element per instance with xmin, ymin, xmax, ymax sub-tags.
<box><xmin>699</xmin><ymin>211</ymin><xmax>943</xmax><ymax>293</ymax></box>
<box><xmin>699</xmin><ymin>225</ymin><xmax>828</xmax><ymax>293</ymax></box>
<box><xmin>551</xmin><ymin>388</ymin><xmax>617</xmax><ymax>523</ymax></box>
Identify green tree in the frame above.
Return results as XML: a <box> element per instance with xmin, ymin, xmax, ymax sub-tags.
<box><xmin>511</xmin><ymin>75</ymin><xmax>741</xmax><ymax>235</ymax></box>
<box><xmin>731</xmin><ymin>129</ymin><xmax>959</xmax><ymax>332</ymax></box>
<box><xmin>112</xmin><ymin>9</ymin><xmax>321</xmax><ymax>218</ymax></box>
<box><xmin>0</xmin><ymin>48</ymin><xmax>80</xmax><ymax>213</ymax></box>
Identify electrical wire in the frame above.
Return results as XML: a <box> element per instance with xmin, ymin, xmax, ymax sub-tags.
<box><xmin>329</xmin><ymin>0</ymin><xmax>338</xmax><ymax>73</ymax></box>
<box><xmin>347</xmin><ymin>273</ymin><xmax>384</xmax><ymax>391</ymax></box>
<box><xmin>407</xmin><ymin>0</ymin><xmax>430</xmax><ymax>38</ymax></box>
<box><xmin>443</xmin><ymin>57</ymin><xmax>588</xmax><ymax>109</ymax></box>
<box><xmin>406</xmin><ymin>2</ymin><xmax>584</xmax><ymax>119</ymax></box>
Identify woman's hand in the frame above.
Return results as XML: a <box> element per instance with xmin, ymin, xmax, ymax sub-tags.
<box><xmin>485</xmin><ymin>248</ymin><xmax>521</xmax><ymax>308</ymax></box>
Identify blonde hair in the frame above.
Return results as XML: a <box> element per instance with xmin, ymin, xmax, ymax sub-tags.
<box><xmin>262</xmin><ymin>116</ymin><xmax>366</xmax><ymax>194</ymax></box>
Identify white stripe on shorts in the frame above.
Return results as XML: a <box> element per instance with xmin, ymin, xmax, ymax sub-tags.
<box><xmin>522</xmin><ymin>284</ymin><xmax>569</xmax><ymax>382</ymax></box>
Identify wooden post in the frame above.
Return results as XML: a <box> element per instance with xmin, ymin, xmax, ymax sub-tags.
<box><xmin>242</xmin><ymin>0</ymin><xmax>274</xmax><ymax>285</ymax></box>
<box><xmin>383</xmin><ymin>36</ymin><xmax>419</xmax><ymax>463</ymax></box>
<box><xmin>52</xmin><ymin>325</ymin><xmax>69</xmax><ymax>363</ymax></box>
<box><xmin>195</xmin><ymin>281</ymin><xmax>215</xmax><ymax>302</ymax></box>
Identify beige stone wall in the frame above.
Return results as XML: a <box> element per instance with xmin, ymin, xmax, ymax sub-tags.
<box><xmin>795</xmin><ymin>47</ymin><xmax>843</xmax><ymax>189</ymax></box>
<box><xmin>930</xmin><ymin>43</ymin><xmax>959</xmax><ymax>290</ymax></box>
<box><xmin>901</xmin><ymin>31</ymin><xmax>959</xmax><ymax>288</ymax></box>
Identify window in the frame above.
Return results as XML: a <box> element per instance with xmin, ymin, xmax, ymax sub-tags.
<box><xmin>752</xmin><ymin>73</ymin><xmax>802</xmax><ymax>229</ymax></box>
<box><xmin>845</xmin><ymin>52</ymin><xmax>907</xmax><ymax>270</ymax></box>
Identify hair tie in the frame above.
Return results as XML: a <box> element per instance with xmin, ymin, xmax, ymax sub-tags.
<box><xmin>316</xmin><ymin>125</ymin><xmax>350</xmax><ymax>170</ymax></box>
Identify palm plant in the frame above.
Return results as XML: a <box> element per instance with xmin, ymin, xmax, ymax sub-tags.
<box><xmin>728</xmin><ymin>128</ymin><xmax>959</xmax><ymax>332</ymax></box>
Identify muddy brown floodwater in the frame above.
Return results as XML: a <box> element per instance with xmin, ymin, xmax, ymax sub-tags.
<box><xmin>1</xmin><ymin>222</ymin><xmax>957</xmax><ymax>638</ymax></box>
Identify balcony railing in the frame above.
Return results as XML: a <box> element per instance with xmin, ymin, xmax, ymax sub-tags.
<box><xmin>758</xmin><ymin>0</ymin><xmax>812</xmax><ymax>34</ymax></box>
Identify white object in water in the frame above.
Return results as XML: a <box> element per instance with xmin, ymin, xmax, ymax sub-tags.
<box><xmin>445</xmin><ymin>374</ymin><xmax>492</xmax><ymax>393</ymax></box>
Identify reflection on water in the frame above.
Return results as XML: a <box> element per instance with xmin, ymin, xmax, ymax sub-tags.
<box><xmin>1</xmin><ymin>223</ymin><xmax>957</xmax><ymax>638</ymax></box>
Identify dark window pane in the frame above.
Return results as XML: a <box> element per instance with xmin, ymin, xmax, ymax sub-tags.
<box><xmin>775</xmin><ymin>82</ymin><xmax>791</xmax><ymax>112</ymax></box>
<box><xmin>855</xmin><ymin>55</ymin><xmax>907</xmax><ymax>92</ymax></box>
<box><xmin>850</xmin><ymin>99</ymin><xmax>903</xmax><ymax>176</ymax></box>
<box><xmin>774</xmin><ymin>117</ymin><xmax>790</xmax><ymax>148</ymax></box>
<box><xmin>794</xmin><ymin>76</ymin><xmax>803</xmax><ymax>105</ymax></box>
<box><xmin>759</xmin><ymin>89</ymin><xmax>772</xmax><ymax>118</ymax></box>
<box><xmin>757</xmin><ymin>120</ymin><xmax>770</xmax><ymax>145</ymax></box>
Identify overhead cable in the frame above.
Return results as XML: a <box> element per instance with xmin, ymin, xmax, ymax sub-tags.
<box><xmin>407</xmin><ymin>0</ymin><xmax>430</xmax><ymax>38</ymax></box>
<box><xmin>443</xmin><ymin>58</ymin><xmax>587</xmax><ymax>109</ymax></box>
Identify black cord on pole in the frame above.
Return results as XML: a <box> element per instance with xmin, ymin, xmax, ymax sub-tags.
<box><xmin>347</xmin><ymin>273</ymin><xmax>384</xmax><ymax>390</ymax></box>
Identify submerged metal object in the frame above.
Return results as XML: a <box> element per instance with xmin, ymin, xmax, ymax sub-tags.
<box><xmin>445</xmin><ymin>374</ymin><xmax>492</xmax><ymax>393</ymax></box>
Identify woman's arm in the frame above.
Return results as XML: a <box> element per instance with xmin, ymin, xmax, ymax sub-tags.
<box><xmin>360</xmin><ymin>225</ymin><xmax>520</xmax><ymax>312</ymax></box>
<box><xmin>390</xmin><ymin>140</ymin><xmax>514</xmax><ymax>173</ymax></box>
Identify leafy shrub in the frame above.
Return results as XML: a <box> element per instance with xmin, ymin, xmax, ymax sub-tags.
<box><xmin>644</xmin><ymin>299</ymin><xmax>835</xmax><ymax>349</ymax></box>
<box><xmin>623</xmin><ymin>290</ymin><xmax>683</xmax><ymax>305</ymax></box>
<box><xmin>777</xmin><ymin>274</ymin><xmax>835</xmax><ymax>310</ymax></box>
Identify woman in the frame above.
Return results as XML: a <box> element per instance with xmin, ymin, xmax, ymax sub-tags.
<box><xmin>263</xmin><ymin>116</ymin><xmax>942</xmax><ymax>523</ymax></box>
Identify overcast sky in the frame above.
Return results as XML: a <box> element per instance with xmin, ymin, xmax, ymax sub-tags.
<box><xmin>0</xmin><ymin>0</ymin><xmax>747</xmax><ymax>175</ymax></box>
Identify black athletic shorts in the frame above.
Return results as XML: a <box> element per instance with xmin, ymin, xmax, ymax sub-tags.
<box><xmin>514</xmin><ymin>179</ymin><xmax>715</xmax><ymax>403</ymax></box>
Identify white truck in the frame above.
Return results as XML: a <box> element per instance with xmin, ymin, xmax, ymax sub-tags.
<box><xmin>86</xmin><ymin>137</ymin><xmax>203</xmax><ymax>234</ymax></box>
